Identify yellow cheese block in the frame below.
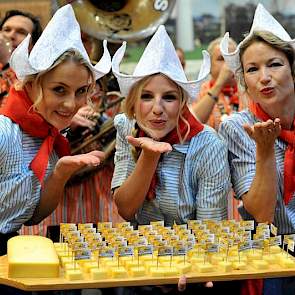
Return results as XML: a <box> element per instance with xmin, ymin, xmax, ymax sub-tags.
<box><xmin>269</xmin><ymin>246</ymin><xmax>282</xmax><ymax>254</ymax></box>
<box><xmin>64</xmin><ymin>262</ymin><xmax>80</xmax><ymax>271</ymax></box>
<box><xmin>125</xmin><ymin>260</ymin><xmax>141</xmax><ymax>270</ymax></box>
<box><xmin>64</xmin><ymin>269</ymin><xmax>83</xmax><ymax>280</ymax></box>
<box><xmin>109</xmin><ymin>266</ymin><xmax>128</xmax><ymax>278</ymax></box>
<box><xmin>149</xmin><ymin>266</ymin><xmax>167</xmax><ymax>277</ymax></box>
<box><xmin>218</xmin><ymin>261</ymin><xmax>233</xmax><ymax>272</ymax></box>
<box><xmin>163</xmin><ymin>267</ymin><xmax>179</xmax><ymax>276</ymax></box>
<box><xmin>83</xmin><ymin>261</ymin><xmax>99</xmax><ymax>273</ymax></box>
<box><xmin>210</xmin><ymin>255</ymin><xmax>224</xmax><ymax>265</ymax></box>
<box><xmin>246</xmin><ymin>251</ymin><xmax>263</xmax><ymax>261</ymax></box>
<box><xmin>77</xmin><ymin>258</ymin><xmax>94</xmax><ymax>267</ymax></box>
<box><xmin>128</xmin><ymin>266</ymin><xmax>146</xmax><ymax>277</ymax></box>
<box><xmin>60</xmin><ymin>256</ymin><xmax>74</xmax><ymax>266</ymax></box>
<box><xmin>138</xmin><ymin>255</ymin><xmax>154</xmax><ymax>262</ymax></box>
<box><xmin>90</xmin><ymin>267</ymin><xmax>108</xmax><ymax>280</ymax></box>
<box><xmin>278</xmin><ymin>257</ymin><xmax>295</xmax><ymax>268</ymax></box>
<box><xmin>228</xmin><ymin>256</ymin><xmax>247</xmax><ymax>263</ymax></box>
<box><xmin>263</xmin><ymin>254</ymin><xmax>277</xmax><ymax>264</ymax></box>
<box><xmin>232</xmin><ymin>261</ymin><xmax>247</xmax><ymax>270</ymax></box>
<box><xmin>252</xmin><ymin>260</ymin><xmax>269</xmax><ymax>270</ymax></box>
<box><xmin>176</xmin><ymin>262</ymin><xmax>192</xmax><ymax>274</ymax></box>
<box><xmin>143</xmin><ymin>261</ymin><xmax>158</xmax><ymax>272</ymax></box>
<box><xmin>194</xmin><ymin>262</ymin><xmax>214</xmax><ymax>273</ymax></box>
<box><xmin>8</xmin><ymin>235</ymin><xmax>59</xmax><ymax>278</ymax></box>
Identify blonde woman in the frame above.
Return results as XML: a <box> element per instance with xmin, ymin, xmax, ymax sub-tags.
<box><xmin>219</xmin><ymin>4</ymin><xmax>295</xmax><ymax>295</ymax></box>
<box><xmin>0</xmin><ymin>4</ymin><xmax>111</xmax><ymax>257</ymax></box>
<box><xmin>112</xmin><ymin>25</ymin><xmax>230</xmax><ymax>226</ymax></box>
<box><xmin>110</xmin><ymin>25</ymin><xmax>239</xmax><ymax>295</ymax></box>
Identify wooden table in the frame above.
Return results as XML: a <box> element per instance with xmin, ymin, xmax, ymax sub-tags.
<box><xmin>1</xmin><ymin>255</ymin><xmax>295</xmax><ymax>291</ymax></box>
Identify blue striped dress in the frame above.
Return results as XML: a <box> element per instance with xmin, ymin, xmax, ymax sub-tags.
<box><xmin>219</xmin><ymin>109</ymin><xmax>295</xmax><ymax>234</ymax></box>
<box><xmin>111</xmin><ymin>113</ymin><xmax>230</xmax><ymax>226</ymax></box>
<box><xmin>0</xmin><ymin>115</ymin><xmax>58</xmax><ymax>234</ymax></box>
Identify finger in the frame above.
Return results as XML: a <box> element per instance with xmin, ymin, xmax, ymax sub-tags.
<box><xmin>243</xmin><ymin>124</ymin><xmax>253</xmax><ymax>138</ymax></box>
<box><xmin>156</xmin><ymin>143</ymin><xmax>173</xmax><ymax>153</ymax></box>
<box><xmin>126</xmin><ymin>136</ymin><xmax>141</xmax><ymax>147</ymax></box>
<box><xmin>88</xmin><ymin>150</ymin><xmax>105</xmax><ymax>162</ymax></box>
<box><xmin>78</xmin><ymin>117</ymin><xmax>96</xmax><ymax>128</ymax></box>
<box><xmin>205</xmin><ymin>281</ymin><xmax>213</xmax><ymax>288</ymax></box>
<box><xmin>178</xmin><ymin>275</ymin><xmax>187</xmax><ymax>292</ymax></box>
<box><xmin>274</xmin><ymin>118</ymin><xmax>281</xmax><ymax>134</ymax></box>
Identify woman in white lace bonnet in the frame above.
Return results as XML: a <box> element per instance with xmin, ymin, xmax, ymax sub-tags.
<box><xmin>0</xmin><ymin>4</ymin><xmax>111</xmax><ymax>263</ymax></box>
<box><xmin>219</xmin><ymin>3</ymin><xmax>295</xmax><ymax>295</ymax></box>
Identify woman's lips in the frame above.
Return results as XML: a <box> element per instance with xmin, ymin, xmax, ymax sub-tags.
<box><xmin>260</xmin><ymin>87</ymin><xmax>274</xmax><ymax>95</ymax></box>
<box><xmin>56</xmin><ymin>111</ymin><xmax>72</xmax><ymax>118</ymax></box>
<box><xmin>149</xmin><ymin>120</ymin><xmax>166</xmax><ymax>128</ymax></box>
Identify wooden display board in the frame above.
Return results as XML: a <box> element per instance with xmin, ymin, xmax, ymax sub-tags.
<box><xmin>0</xmin><ymin>0</ymin><xmax>51</xmax><ymax>28</ymax></box>
<box><xmin>1</xmin><ymin>254</ymin><xmax>295</xmax><ymax>291</ymax></box>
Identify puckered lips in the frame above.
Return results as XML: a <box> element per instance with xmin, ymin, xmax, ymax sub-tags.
<box><xmin>149</xmin><ymin>119</ymin><xmax>167</xmax><ymax>129</ymax></box>
<box><xmin>260</xmin><ymin>87</ymin><xmax>275</xmax><ymax>96</ymax></box>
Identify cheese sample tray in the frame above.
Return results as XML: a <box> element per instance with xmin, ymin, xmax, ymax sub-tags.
<box><xmin>2</xmin><ymin>220</ymin><xmax>295</xmax><ymax>291</ymax></box>
<box><xmin>2</xmin><ymin>250</ymin><xmax>295</xmax><ymax>291</ymax></box>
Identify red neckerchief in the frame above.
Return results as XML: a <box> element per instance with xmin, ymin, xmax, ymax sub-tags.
<box><xmin>249</xmin><ymin>100</ymin><xmax>295</xmax><ymax>205</ymax></box>
<box><xmin>209</xmin><ymin>80</ymin><xmax>239</xmax><ymax>105</ymax></box>
<box><xmin>137</xmin><ymin>105</ymin><xmax>204</xmax><ymax>200</ymax></box>
<box><xmin>0</xmin><ymin>87</ymin><xmax>70</xmax><ymax>185</ymax></box>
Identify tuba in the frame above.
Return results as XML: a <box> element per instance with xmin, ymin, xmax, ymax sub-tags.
<box><xmin>56</xmin><ymin>0</ymin><xmax>176</xmax><ymax>42</ymax></box>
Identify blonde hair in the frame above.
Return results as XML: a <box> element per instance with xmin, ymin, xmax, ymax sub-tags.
<box><xmin>16</xmin><ymin>50</ymin><xmax>96</xmax><ymax>111</ymax></box>
<box><xmin>124</xmin><ymin>73</ymin><xmax>191</xmax><ymax>144</ymax></box>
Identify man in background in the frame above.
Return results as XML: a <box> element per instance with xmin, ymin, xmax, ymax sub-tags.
<box><xmin>0</xmin><ymin>10</ymin><xmax>42</xmax><ymax>105</ymax></box>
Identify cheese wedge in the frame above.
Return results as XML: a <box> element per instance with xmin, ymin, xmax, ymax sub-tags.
<box><xmin>8</xmin><ymin>235</ymin><xmax>59</xmax><ymax>278</ymax></box>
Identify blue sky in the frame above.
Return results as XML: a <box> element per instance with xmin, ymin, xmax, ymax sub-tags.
<box><xmin>190</xmin><ymin>0</ymin><xmax>295</xmax><ymax>17</ymax></box>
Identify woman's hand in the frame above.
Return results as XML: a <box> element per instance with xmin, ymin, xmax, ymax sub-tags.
<box><xmin>126</xmin><ymin>135</ymin><xmax>172</xmax><ymax>154</ymax></box>
<box><xmin>243</xmin><ymin>118</ymin><xmax>281</xmax><ymax>156</ymax></box>
<box><xmin>53</xmin><ymin>150</ymin><xmax>105</xmax><ymax>181</ymax></box>
<box><xmin>70</xmin><ymin>105</ymin><xmax>98</xmax><ymax>130</ymax></box>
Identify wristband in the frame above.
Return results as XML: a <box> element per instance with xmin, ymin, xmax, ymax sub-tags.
<box><xmin>207</xmin><ymin>91</ymin><xmax>218</xmax><ymax>102</ymax></box>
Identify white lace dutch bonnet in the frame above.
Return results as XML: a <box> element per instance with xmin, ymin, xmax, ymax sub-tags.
<box><xmin>220</xmin><ymin>3</ymin><xmax>295</xmax><ymax>75</ymax></box>
<box><xmin>9</xmin><ymin>4</ymin><xmax>111</xmax><ymax>81</ymax></box>
<box><xmin>112</xmin><ymin>25</ymin><xmax>211</xmax><ymax>102</ymax></box>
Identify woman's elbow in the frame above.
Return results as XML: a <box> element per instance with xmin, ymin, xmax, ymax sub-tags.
<box><xmin>114</xmin><ymin>193</ymin><xmax>135</xmax><ymax>221</ymax></box>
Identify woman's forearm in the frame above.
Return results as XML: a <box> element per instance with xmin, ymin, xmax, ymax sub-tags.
<box><xmin>242</xmin><ymin>146</ymin><xmax>277</xmax><ymax>223</ymax></box>
<box><xmin>114</xmin><ymin>151</ymin><xmax>160</xmax><ymax>220</ymax></box>
<box><xmin>25</xmin><ymin>169</ymin><xmax>70</xmax><ymax>225</ymax></box>
<box><xmin>192</xmin><ymin>83</ymin><xmax>223</xmax><ymax>123</ymax></box>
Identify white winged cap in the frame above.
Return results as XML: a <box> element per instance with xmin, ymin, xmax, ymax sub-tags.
<box><xmin>10</xmin><ymin>4</ymin><xmax>111</xmax><ymax>81</ymax></box>
<box><xmin>220</xmin><ymin>3</ymin><xmax>295</xmax><ymax>74</ymax></box>
<box><xmin>112</xmin><ymin>25</ymin><xmax>210</xmax><ymax>102</ymax></box>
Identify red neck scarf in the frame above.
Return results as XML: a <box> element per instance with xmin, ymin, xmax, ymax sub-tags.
<box><xmin>0</xmin><ymin>87</ymin><xmax>70</xmax><ymax>185</ymax></box>
<box><xmin>209</xmin><ymin>80</ymin><xmax>239</xmax><ymax>105</ymax></box>
<box><xmin>137</xmin><ymin>105</ymin><xmax>204</xmax><ymax>200</ymax></box>
<box><xmin>249</xmin><ymin>101</ymin><xmax>295</xmax><ymax>205</ymax></box>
